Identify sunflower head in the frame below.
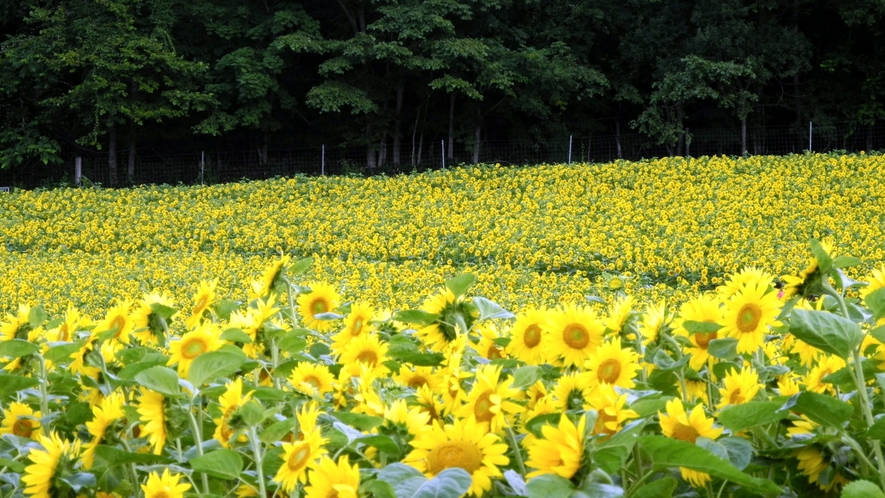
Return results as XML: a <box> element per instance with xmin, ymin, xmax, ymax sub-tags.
<box><xmin>781</xmin><ymin>238</ymin><xmax>834</xmax><ymax>300</ymax></box>
<box><xmin>22</xmin><ymin>432</ymin><xmax>82</xmax><ymax>498</ymax></box>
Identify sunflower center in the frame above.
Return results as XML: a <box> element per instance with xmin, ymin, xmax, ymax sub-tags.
<box><xmin>595</xmin><ymin>411</ymin><xmax>617</xmax><ymax>435</ymax></box>
<box><xmin>311</xmin><ymin>298</ymin><xmax>329</xmax><ymax>316</ymax></box>
<box><xmin>737</xmin><ymin>304</ymin><xmax>762</xmax><ymax>333</ymax></box>
<box><xmin>194</xmin><ymin>295</ymin><xmax>209</xmax><ymax>314</ymax></box>
<box><xmin>695</xmin><ymin>331</ymin><xmax>717</xmax><ymax>349</ymax></box>
<box><xmin>153</xmin><ymin>493</ymin><xmax>170</xmax><ymax>498</ymax></box>
<box><xmin>474</xmin><ymin>391</ymin><xmax>495</xmax><ymax>423</ymax></box>
<box><xmin>110</xmin><ymin>315</ymin><xmax>126</xmax><ymax>338</ymax></box>
<box><xmin>563</xmin><ymin>324</ymin><xmax>590</xmax><ymax>349</ymax></box>
<box><xmin>182</xmin><ymin>337</ymin><xmax>208</xmax><ymax>359</ymax></box>
<box><xmin>303</xmin><ymin>375</ymin><xmax>321</xmax><ymax>390</ymax></box>
<box><xmin>12</xmin><ymin>418</ymin><xmax>34</xmax><ymax>438</ymax></box>
<box><xmin>407</xmin><ymin>376</ymin><xmax>428</xmax><ymax>388</ymax></box>
<box><xmin>487</xmin><ymin>345</ymin><xmax>504</xmax><ymax>360</ymax></box>
<box><xmin>356</xmin><ymin>350</ymin><xmax>378</xmax><ymax>366</ymax></box>
<box><xmin>523</xmin><ymin>325</ymin><xmax>542</xmax><ymax>348</ymax></box>
<box><xmin>351</xmin><ymin>319</ymin><xmax>363</xmax><ymax>336</ymax></box>
<box><xmin>427</xmin><ymin>440</ymin><xmax>484</xmax><ymax>475</ymax></box>
<box><xmin>671</xmin><ymin>423</ymin><xmax>700</xmax><ymax>443</ymax></box>
<box><xmin>597</xmin><ymin>358</ymin><xmax>622</xmax><ymax>384</ymax></box>
<box><xmin>729</xmin><ymin>388</ymin><xmax>745</xmax><ymax>405</ymax></box>
<box><xmin>287</xmin><ymin>442</ymin><xmax>312</xmax><ymax>472</ymax></box>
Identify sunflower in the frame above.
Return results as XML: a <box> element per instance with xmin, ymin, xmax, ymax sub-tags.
<box><xmin>289</xmin><ymin>362</ymin><xmax>336</xmax><ymax>397</ymax></box>
<box><xmin>338</xmin><ymin>333</ymin><xmax>389</xmax><ymax>378</ymax></box>
<box><xmin>274</xmin><ymin>430</ymin><xmax>327</xmax><ymax>493</ymax></box>
<box><xmin>585</xmin><ymin>337</ymin><xmax>641</xmax><ymax>390</ymax></box>
<box><xmin>546</xmin><ymin>304</ymin><xmax>606</xmax><ymax>367</ymax></box>
<box><xmin>673</xmin><ymin>295</ymin><xmax>723</xmax><ymax>372</ymax></box>
<box><xmin>0</xmin><ymin>401</ymin><xmax>42</xmax><ymax>439</ymax></box>
<box><xmin>82</xmin><ymin>391</ymin><xmax>126</xmax><ymax>469</ymax></box>
<box><xmin>141</xmin><ymin>468</ymin><xmax>191</xmax><ymax>498</ymax></box>
<box><xmin>185</xmin><ymin>279</ymin><xmax>218</xmax><ymax>329</ymax></box>
<box><xmin>256</xmin><ymin>254</ymin><xmax>291</xmax><ymax>299</ymax></box>
<box><xmin>393</xmin><ymin>365</ymin><xmax>443</xmax><ymax>393</ymax></box>
<box><xmin>659</xmin><ymin>399</ymin><xmax>723</xmax><ymax>443</ymax></box>
<box><xmin>720</xmin><ymin>282</ymin><xmax>781</xmax><ymax>354</ymax></box>
<box><xmin>471</xmin><ymin>323</ymin><xmax>509</xmax><ymax>361</ymax></box>
<box><xmin>385</xmin><ymin>399</ymin><xmax>432</xmax><ymax>436</ymax></box>
<box><xmin>796</xmin><ymin>445</ymin><xmax>848</xmax><ymax>492</ymax></box>
<box><xmin>305</xmin><ymin>455</ymin><xmax>360</xmax><ymax>498</ymax></box>
<box><xmin>69</xmin><ymin>332</ymin><xmax>101</xmax><ymax>380</ymax></box>
<box><xmin>679</xmin><ymin>378</ymin><xmax>710</xmax><ymax>405</ymax></box>
<box><xmin>331</xmin><ymin>303</ymin><xmax>376</xmax><ymax>355</ymax></box>
<box><xmin>46</xmin><ymin>305</ymin><xmax>87</xmax><ymax>343</ymax></box>
<box><xmin>440</xmin><ymin>335</ymin><xmax>471</xmax><ymax>414</ymax></box>
<box><xmin>131</xmin><ymin>291</ymin><xmax>176</xmax><ymax>347</ymax></box>
<box><xmin>295</xmin><ymin>401</ymin><xmax>322</xmax><ymax>439</ymax></box>
<box><xmin>352</xmin><ymin>371</ymin><xmax>386</xmax><ymax>417</ymax></box>
<box><xmin>638</xmin><ymin>300</ymin><xmax>670</xmax><ymax>345</ymax></box>
<box><xmin>214</xmin><ymin>378</ymin><xmax>253</xmax><ymax>448</ymax></box>
<box><xmin>782</xmin><ymin>238</ymin><xmax>834</xmax><ymax>300</ymax></box>
<box><xmin>587</xmin><ymin>384</ymin><xmax>639</xmax><ymax>436</ymax></box>
<box><xmin>550</xmin><ymin>372</ymin><xmax>595</xmax><ymax>412</ymax></box>
<box><xmin>456</xmin><ymin>364</ymin><xmax>523</xmax><ymax>433</ymax></box>
<box><xmin>0</xmin><ymin>303</ymin><xmax>32</xmax><ymax>341</ymax></box>
<box><xmin>605</xmin><ymin>295</ymin><xmax>635</xmax><ymax>336</ymax></box>
<box><xmin>297</xmin><ymin>283</ymin><xmax>341</xmax><ymax>332</ymax></box>
<box><xmin>137</xmin><ymin>388</ymin><xmax>167</xmax><ymax>455</ymax></box>
<box><xmin>777</xmin><ymin>375</ymin><xmax>801</xmax><ymax>397</ymax></box>
<box><xmin>167</xmin><ymin>321</ymin><xmax>225</xmax><ymax>377</ymax></box>
<box><xmin>416</xmin><ymin>288</ymin><xmax>477</xmax><ymax>352</ymax></box>
<box><xmin>22</xmin><ymin>432</ymin><xmax>81</xmax><ymax>498</ymax></box>
<box><xmin>861</xmin><ymin>265</ymin><xmax>885</xmax><ymax>325</ymax></box>
<box><xmin>507</xmin><ymin>308</ymin><xmax>549</xmax><ymax>365</ymax></box>
<box><xmin>525</xmin><ymin>413</ymin><xmax>586</xmax><ymax>480</ymax></box>
<box><xmin>802</xmin><ymin>355</ymin><xmax>845</xmax><ymax>394</ymax></box>
<box><xmin>716</xmin><ymin>366</ymin><xmax>762</xmax><ymax>411</ymax></box>
<box><xmin>414</xmin><ymin>384</ymin><xmax>446</xmax><ymax>426</ymax></box>
<box><xmin>405</xmin><ymin>415</ymin><xmax>509</xmax><ymax>496</ymax></box>
<box><xmin>717</xmin><ymin>267</ymin><xmax>776</xmax><ymax>300</ymax></box>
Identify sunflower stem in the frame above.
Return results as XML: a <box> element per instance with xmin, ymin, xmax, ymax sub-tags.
<box><xmin>504</xmin><ymin>424</ymin><xmax>526</xmax><ymax>476</ymax></box>
<box><xmin>186</xmin><ymin>394</ymin><xmax>211</xmax><ymax>495</ymax></box>
<box><xmin>36</xmin><ymin>353</ymin><xmax>50</xmax><ymax>437</ymax></box>
<box><xmin>841</xmin><ymin>433</ymin><xmax>877</xmax><ymax>476</ymax></box>
<box><xmin>623</xmin><ymin>469</ymin><xmax>654</xmax><ymax>498</ymax></box>
<box><xmin>249</xmin><ymin>426</ymin><xmax>268</xmax><ymax>498</ymax></box>
<box><xmin>120</xmin><ymin>438</ymin><xmax>142</xmax><ymax>498</ymax></box>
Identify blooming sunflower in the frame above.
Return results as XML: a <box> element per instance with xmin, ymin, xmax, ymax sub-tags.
<box><xmin>545</xmin><ymin>304</ymin><xmax>606</xmax><ymax>367</ymax></box>
<box><xmin>46</xmin><ymin>305</ymin><xmax>86</xmax><ymax>343</ymax></box>
<box><xmin>659</xmin><ymin>399</ymin><xmax>723</xmax><ymax>444</ymax></box>
<box><xmin>185</xmin><ymin>278</ymin><xmax>218</xmax><ymax>329</ymax></box>
<box><xmin>456</xmin><ymin>364</ymin><xmax>523</xmax><ymax>433</ymax></box>
<box><xmin>131</xmin><ymin>291</ymin><xmax>176</xmax><ymax>347</ymax></box>
<box><xmin>525</xmin><ymin>413</ymin><xmax>586</xmax><ymax>480</ymax></box>
<box><xmin>471</xmin><ymin>323</ymin><xmax>509</xmax><ymax>361</ymax></box>
<box><xmin>167</xmin><ymin>321</ymin><xmax>225</xmax><ymax>377</ymax></box>
<box><xmin>0</xmin><ymin>401</ymin><xmax>42</xmax><ymax>439</ymax></box>
<box><xmin>720</xmin><ymin>282</ymin><xmax>781</xmax><ymax>354</ymax></box>
<box><xmin>605</xmin><ymin>295</ymin><xmax>635</xmax><ymax>336</ymax></box>
<box><xmin>305</xmin><ymin>455</ymin><xmax>360</xmax><ymax>498</ymax></box>
<box><xmin>675</xmin><ymin>295</ymin><xmax>724</xmax><ymax>371</ymax></box>
<box><xmin>214</xmin><ymin>378</ymin><xmax>253</xmax><ymax>448</ymax></box>
<box><xmin>137</xmin><ymin>388</ymin><xmax>167</xmax><ymax>455</ymax></box>
<box><xmin>550</xmin><ymin>371</ymin><xmax>595</xmax><ymax>412</ymax></box>
<box><xmin>405</xmin><ymin>415</ymin><xmax>509</xmax><ymax>496</ymax></box>
<box><xmin>506</xmin><ymin>308</ymin><xmax>548</xmax><ymax>365</ymax></box>
<box><xmin>393</xmin><ymin>365</ymin><xmax>443</xmax><ymax>393</ymax></box>
<box><xmin>796</xmin><ymin>445</ymin><xmax>848</xmax><ymax>492</ymax></box>
<box><xmin>416</xmin><ymin>288</ymin><xmax>477</xmax><ymax>352</ymax></box>
<box><xmin>585</xmin><ymin>337</ymin><xmax>641</xmax><ymax>390</ymax></box>
<box><xmin>414</xmin><ymin>384</ymin><xmax>446</xmax><ymax>426</ymax></box>
<box><xmin>297</xmin><ymin>283</ymin><xmax>341</xmax><ymax>332</ymax></box>
<box><xmin>0</xmin><ymin>303</ymin><xmax>32</xmax><ymax>341</ymax></box>
<box><xmin>861</xmin><ymin>265</ymin><xmax>885</xmax><ymax>325</ymax></box>
<box><xmin>141</xmin><ymin>468</ymin><xmax>191</xmax><ymax>498</ymax></box>
<box><xmin>638</xmin><ymin>300</ymin><xmax>670</xmax><ymax>345</ymax></box>
<box><xmin>96</xmin><ymin>300</ymin><xmax>135</xmax><ymax>348</ymax></box>
<box><xmin>82</xmin><ymin>391</ymin><xmax>126</xmax><ymax>469</ymax></box>
<box><xmin>274</xmin><ymin>430</ymin><xmax>327</xmax><ymax>493</ymax></box>
<box><xmin>587</xmin><ymin>384</ymin><xmax>639</xmax><ymax>436</ymax></box>
<box><xmin>22</xmin><ymin>432</ymin><xmax>81</xmax><ymax>498</ymax></box>
<box><xmin>802</xmin><ymin>355</ymin><xmax>845</xmax><ymax>394</ymax></box>
<box><xmin>289</xmin><ymin>362</ymin><xmax>336</xmax><ymax>397</ymax></box>
<box><xmin>716</xmin><ymin>366</ymin><xmax>762</xmax><ymax>411</ymax></box>
<box><xmin>385</xmin><ymin>399</ymin><xmax>432</xmax><ymax>436</ymax></box>
<box><xmin>781</xmin><ymin>238</ymin><xmax>834</xmax><ymax>300</ymax></box>
<box><xmin>331</xmin><ymin>302</ymin><xmax>376</xmax><ymax>355</ymax></box>
<box><xmin>338</xmin><ymin>333</ymin><xmax>389</xmax><ymax>378</ymax></box>
<box><xmin>716</xmin><ymin>267</ymin><xmax>776</xmax><ymax>300</ymax></box>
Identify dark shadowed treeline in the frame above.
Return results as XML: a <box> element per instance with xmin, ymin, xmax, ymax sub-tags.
<box><xmin>1</xmin><ymin>0</ymin><xmax>883</xmax><ymax>185</ymax></box>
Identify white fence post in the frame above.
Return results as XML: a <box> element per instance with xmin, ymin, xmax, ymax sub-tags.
<box><xmin>75</xmin><ymin>157</ymin><xmax>82</xmax><ymax>186</ymax></box>
<box><xmin>441</xmin><ymin>140</ymin><xmax>446</xmax><ymax>169</ymax></box>
<box><xmin>568</xmin><ymin>135</ymin><xmax>573</xmax><ymax>164</ymax></box>
<box><xmin>809</xmin><ymin>121</ymin><xmax>813</xmax><ymax>152</ymax></box>
<box><xmin>322</xmin><ymin>145</ymin><xmax>325</xmax><ymax>175</ymax></box>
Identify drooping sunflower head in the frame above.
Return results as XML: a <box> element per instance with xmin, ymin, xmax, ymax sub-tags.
<box><xmin>137</xmin><ymin>388</ymin><xmax>168</xmax><ymax>455</ymax></box>
<box><xmin>605</xmin><ymin>295</ymin><xmax>636</xmax><ymax>335</ymax></box>
<box><xmin>417</xmin><ymin>288</ymin><xmax>477</xmax><ymax>352</ymax></box>
<box><xmin>524</xmin><ymin>413</ymin><xmax>587</xmax><ymax>480</ymax></box>
<box><xmin>550</xmin><ymin>371</ymin><xmax>594</xmax><ymax>412</ymax></box>
<box><xmin>22</xmin><ymin>432</ymin><xmax>82</xmax><ymax>498</ymax></box>
<box><xmin>781</xmin><ymin>238</ymin><xmax>834</xmax><ymax>300</ymax></box>
<box><xmin>296</xmin><ymin>283</ymin><xmax>341</xmax><ymax>333</ymax></box>
<box><xmin>658</xmin><ymin>399</ymin><xmax>723</xmax><ymax>444</ymax></box>
<box><xmin>638</xmin><ymin>300</ymin><xmax>671</xmax><ymax>346</ymax></box>
<box><xmin>587</xmin><ymin>384</ymin><xmax>638</xmax><ymax>436</ymax></box>
<box><xmin>186</xmin><ymin>278</ymin><xmax>218</xmax><ymax>329</ymax></box>
<box><xmin>471</xmin><ymin>323</ymin><xmax>509</xmax><ymax>361</ymax></box>
<box><xmin>0</xmin><ymin>401</ymin><xmax>42</xmax><ymax>439</ymax></box>
<box><xmin>132</xmin><ymin>291</ymin><xmax>176</xmax><ymax>347</ymax></box>
<box><xmin>257</xmin><ymin>254</ymin><xmax>291</xmax><ymax>298</ymax></box>
<box><xmin>0</xmin><ymin>303</ymin><xmax>32</xmax><ymax>341</ymax></box>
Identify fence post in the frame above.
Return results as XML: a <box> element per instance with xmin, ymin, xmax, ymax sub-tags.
<box><xmin>568</xmin><ymin>135</ymin><xmax>573</xmax><ymax>164</ymax></box>
<box><xmin>441</xmin><ymin>140</ymin><xmax>446</xmax><ymax>169</ymax></box>
<box><xmin>200</xmin><ymin>151</ymin><xmax>205</xmax><ymax>185</ymax></box>
<box><xmin>74</xmin><ymin>157</ymin><xmax>82</xmax><ymax>186</ymax></box>
<box><xmin>809</xmin><ymin>121</ymin><xmax>813</xmax><ymax>152</ymax></box>
<box><xmin>322</xmin><ymin>145</ymin><xmax>325</xmax><ymax>175</ymax></box>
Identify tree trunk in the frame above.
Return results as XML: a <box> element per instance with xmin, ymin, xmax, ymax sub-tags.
<box><xmin>366</xmin><ymin>122</ymin><xmax>376</xmax><ymax>169</ymax></box>
<box><xmin>447</xmin><ymin>94</ymin><xmax>455</xmax><ymax>161</ymax></box>
<box><xmin>868</xmin><ymin>124</ymin><xmax>874</xmax><ymax>151</ymax></box>
<box><xmin>108</xmin><ymin>119</ymin><xmax>117</xmax><ymax>187</ymax></box>
<box><xmin>615</xmin><ymin>120</ymin><xmax>622</xmax><ymax>159</ymax></box>
<box><xmin>417</xmin><ymin>131</ymin><xmax>424</xmax><ymax>166</ymax></box>
<box><xmin>378</xmin><ymin>138</ymin><xmax>387</xmax><ymax>167</ymax></box>
<box><xmin>259</xmin><ymin>130</ymin><xmax>268</xmax><ymax>165</ymax></box>
<box><xmin>741</xmin><ymin>117</ymin><xmax>747</xmax><ymax>157</ymax></box>
<box><xmin>393</xmin><ymin>83</ymin><xmax>403</xmax><ymax>166</ymax></box>
<box><xmin>127</xmin><ymin>121</ymin><xmax>136</xmax><ymax>182</ymax></box>
<box><xmin>411</xmin><ymin>104</ymin><xmax>421</xmax><ymax>167</ymax></box>
<box><xmin>472</xmin><ymin>107</ymin><xmax>481</xmax><ymax>164</ymax></box>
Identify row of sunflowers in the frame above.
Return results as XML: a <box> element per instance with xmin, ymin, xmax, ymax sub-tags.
<box><xmin>1</xmin><ymin>241</ymin><xmax>884</xmax><ymax>498</ymax></box>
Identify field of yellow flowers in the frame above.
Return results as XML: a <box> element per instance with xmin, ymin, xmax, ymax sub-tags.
<box><xmin>0</xmin><ymin>153</ymin><xmax>884</xmax><ymax>497</ymax></box>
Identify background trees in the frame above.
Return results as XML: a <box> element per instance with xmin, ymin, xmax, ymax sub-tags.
<box><xmin>0</xmin><ymin>0</ymin><xmax>883</xmax><ymax>182</ymax></box>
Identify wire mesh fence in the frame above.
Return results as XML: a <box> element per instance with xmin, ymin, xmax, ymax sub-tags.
<box><xmin>1</xmin><ymin>121</ymin><xmax>883</xmax><ymax>189</ymax></box>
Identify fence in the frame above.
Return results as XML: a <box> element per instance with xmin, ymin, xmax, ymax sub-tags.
<box><xmin>1</xmin><ymin>121</ymin><xmax>884</xmax><ymax>189</ymax></box>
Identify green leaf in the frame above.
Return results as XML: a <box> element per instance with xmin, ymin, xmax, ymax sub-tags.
<box><xmin>717</xmin><ymin>436</ymin><xmax>753</xmax><ymax>471</ymax></box>
<box><xmin>59</xmin><ymin>472</ymin><xmax>96</xmax><ymax>492</ymax></box>
<box><xmin>524</xmin><ymin>413</ymin><xmax>562</xmax><ymax>438</ymax></box>
<box><xmin>865</xmin><ymin>417</ymin><xmax>885</xmax><ymax>440</ymax></box>
<box><xmin>188</xmin><ymin>349</ymin><xmax>247</xmax><ymax>387</ymax></box>
<box><xmin>594</xmin><ymin>419</ymin><xmax>647</xmax><ymax>475</ymax></box>
<box><xmin>717</xmin><ymin>401</ymin><xmax>789</xmax><ymax>432</ymax></box>
<box><xmin>28</xmin><ymin>305</ymin><xmax>47</xmax><ymax>329</ymax></box>
<box><xmin>707</xmin><ymin>338</ymin><xmax>739</xmax><ymax>360</ymax></box>
<box><xmin>134</xmin><ymin>366</ymin><xmax>181</xmax><ymax>397</ymax></box>
<box><xmin>394</xmin><ymin>310</ymin><xmax>440</xmax><ymax>326</ymax></box>
<box><xmin>810</xmin><ymin>238</ymin><xmax>834</xmax><ymax>274</ymax></box>
<box><xmin>118</xmin><ymin>357</ymin><xmax>172</xmax><ymax>381</ymax></box>
<box><xmin>149</xmin><ymin>303</ymin><xmax>178</xmax><ymax>320</ymax></box>
<box><xmin>332</xmin><ymin>411</ymin><xmax>384</xmax><ymax>431</ymax></box>
<box><xmin>632</xmin><ymin>477</ymin><xmax>676</xmax><ymax>498</ymax></box>
<box><xmin>781</xmin><ymin>392</ymin><xmax>853</xmax><ymax>429</ymax></box>
<box><xmin>682</xmin><ymin>320</ymin><xmax>722</xmax><ymax>334</ymax></box>
<box><xmin>260</xmin><ymin>418</ymin><xmax>296</xmax><ymax>444</ymax></box>
<box><xmin>95</xmin><ymin>445</ymin><xmax>172</xmax><ymax>466</ymax></box>
<box><xmin>291</xmin><ymin>257</ymin><xmax>314</xmax><ymax>275</ymax></box>
<box><xmin>376</xmin><ymin>463</ymin><xmax>428</xmax><ymax>498</ymax></box>
<box><xmin>0</xmin><ymin>339</ymin><xmax>39</xmax><ymax>358</ymax></box>
<box><xmin>832</xmin><ymin>256</ymin><xmax>863</xmax><ymax>270</ymax></box>
<box><xmin>0</xmin><ymin>457</ymin><xmax>26</xmax><ymax>473</ymax></box>
<box><xmin>526</xmin><ymin>474</ymin><xmax>579</xmax><ymax>497</ymax></box>
<box><xmin>472</xmin><ymin>297</ymin><xmax>514</xmax><ymax>320</ymax></box>
<box><xmin>212</xmin><ymin>299</ymin><xmax>241</xmax><ymax>321</ymax></box>
<box><xmin>361</xmin><ymin>479</ymin><xmax>396</xmax><ymax>498</ymax></box>
<box><xmin>190</xmin><ymin>448</ymin><xmax>243</xmax><ymax>480</ymax></box>
<box><xmin>651</xmin><ymin>349</ymin><xmax>689</xmax><ymax>371</ymax></box>
<box><xmin>865</xmin><ymin>287</ymin><xmax>885</xmax><ymax>322</ymax></box>
<box><xmin>220</xmin><ymin>328</ymin><xmax>252</xmax><ymax>344</ymax></box>
<box><xmin>44</xmin><ymin>342</ymin><xmax>84</xmax><ymax>363</ymax></box>
<box><xmin>871</xmin><ymin>324</ymin><xmax>885</xmax><ymax>344</ymax></box>
<box><xmin>411</xmin><ymin>468</ymin><xmax>472</xmax><ymax>498</ymax></box>
<box><xmin>788</xmin><ymin>308</ymin><xmax>862</xmax><ymax>359</ymax></box>
<box><xmin>445</xmin><ymin>274</ymin><xmax>476</xmax><ymax>298</ymax></box>
<box><xmin>841</xmin><ymin>479</ymin><xmax>885</xmax><ymax>498</ymax></box>
<box><xmin>278</xmin><ymin>334</ymin><xmax>307</xmax><ymax>354</ymax></box>
<box><xmin>309</xmin><ymin>342</ymin><xmax>330</xmax><ymax>357</ymax></box>
<box><xmin>511</xmin><ymin>366</ymin><xmax>540</xmax><ymax>390</ymax></box>
<box><xmin>356</xmin><ymin>435</ymin><xmax>400</xmax><ymax>455</ymax></box>
<box><xmin>638</xmin><ymin>435</ymin><xmax>780</xmax><ymax>494</ymax></box>
<box><xmin>238</xmin><ymin>401</ymin><xmax>265</xmax><ymax>426</ymax></box>
<box><xmin>0</xmin><ymin>374</ymin><xmax>39</xmax><ymax>398</ymax></box>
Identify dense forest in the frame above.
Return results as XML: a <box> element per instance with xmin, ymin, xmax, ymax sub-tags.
<box><xmin>1</xmin><ymin>0</ymin><xmax>883</xmax><ymax>184</ymax></box>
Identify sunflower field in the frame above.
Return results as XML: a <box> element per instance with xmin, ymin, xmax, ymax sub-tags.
<box><xmin>1</xmin><ymin>153</ymin><xmax>885</xmax><ymax>498</ymax></box>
